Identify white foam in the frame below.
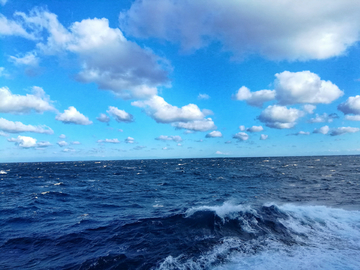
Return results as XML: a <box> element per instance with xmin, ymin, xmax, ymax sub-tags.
<box><xmin>0</xmin><ymin>170</ymin><xmax>7</xmax><ymax>174</ymax></box>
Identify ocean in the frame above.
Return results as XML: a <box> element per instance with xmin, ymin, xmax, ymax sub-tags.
<box><xmin>1</xmin><ymin>156</ymin><xmax>360</xmax><ymax>269</ymax></box>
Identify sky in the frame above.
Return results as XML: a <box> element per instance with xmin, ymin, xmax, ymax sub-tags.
<box><xmin>1</xmin><ymin>0</ymin><xmax>360</xmax><ymax>162</ymax></box>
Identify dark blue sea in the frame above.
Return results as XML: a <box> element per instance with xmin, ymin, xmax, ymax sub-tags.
<box><xmin>1</xmin><ymin>156</ymin><xmax>360</xmax><ymax>269</ymax></box>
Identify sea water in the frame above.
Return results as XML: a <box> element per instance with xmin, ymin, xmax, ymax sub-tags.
<box><xmin>0</xmin><ymin>156</ymin><xmax>359</xmax><ymax>269</ymax></box>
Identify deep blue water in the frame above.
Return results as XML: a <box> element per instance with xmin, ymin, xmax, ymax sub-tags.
<box><xmin>1</xmin><ymin>156</ymin><xmax>360</xmax><ymax>269</ymax></box>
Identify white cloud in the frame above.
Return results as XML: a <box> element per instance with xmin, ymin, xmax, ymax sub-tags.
<box><xmin>9</xmin><ymin>51</ymin><xmax>39</xmax><ymax>66</ymax></box>
<box><xmin>97</xmin><ymin>138</ymin><xmax>120</xmax><ymax>143</ymax></box>
<box><xmin>56</xmin><ymin>106</ymin><xmax>92</xmax><ymax>125</ymax></box>
<box><xmin>290</xmin><ymin>131</ymin><xmax>310</xmax><ymax>136</ymax></box>
<box><xmin>0</xmin><ymin>131</ymin><xmax>9</xmax><ymax>137</ymax></box>
<box><xmin>71</xmin><ymin>141</ymin><xmax>81</xmax><ymax>145</ymax></box>
<box><xmin>233</xmin><ymin>86</ymin><xmax>275</xmax><ymax>107</ymax></box>
<box><xmin>125</xmin><ymin>137</ymin><xmax>135</xmax><ymax>144</ymax></box>
<box><xmin>59</xmin><ymin>134</ymin><xmax>66</xmax><ymax>139</ymax></box>
<box><xmin>303</xmin><ymin>104</ymin><xmax>316</xmax><ymax>114</ymax></box>
<box><xmin>313</xmin><ymin>125</ymin><xmax>330</xmax><ymax>135</ymax></box>
<box><xmin>0</xmin><ymin>118</ymin><xmax>53</xmax><ymax>134</ymax></box>
<box><xmin>132</xmin><ymin>95</ymin><xmax>205</xmax><ymax>123</ymax></box>
<box><xmin>247</xmin><ymin>126</ymin><xmax>263</xmax><ymax>132</ymax></box>
<box><xmin>1</xmin><ymin>0</ymin><xmax>8</xmax><ymax>6</ymax></box>
<box><xmin>13</xmin><ymin>10</ymin><xmax>170</xmax><ymax>99</ymax></box>
<box><xmin>233</xmin><ymin>132</ymin><xmax>249</xmax><ymax>141</ymax></box>
<box><xmin>308</xmin><ymin>113</ymin><xmax>338</xmax><ymax>123</ymax></box>
<box><xmin>173</xmin><ymin>118</ymin><xmax>216</xmax><ymax>132</ymax></box>
<box><xmin>216</xmin><ymin>151</ymin><xmax>229</xmax><ymax>155</ymax></box>
<box><xmin>96</xmin><ymin>113</ymin><xmax>110</xmax><ymax>123</ymax></box>
<box><xmin>0</xmin><ymin>14</ymin><xmax>36</xmax><ymax>39</ymax></box>
<box><xmin>338</xmin><ymin>95</ymin><xmax>360</xmax><ymax>115</ymax></box>
<box><xmin>155</xmin><ymin>135</ymin><xmax>183</xmax><ymax>142</ymax></box>
<box><xmin>239</xmin><ymin>125</ymin><xmax>245</xmax><ymax>131</ymax></box>
<box><xmin>345</xmin><ymin>115</ymin><xmax>360</xmax><ymax>121</ymax></box>
<box><xmin>7</xmin><ymin>135</ymin><xmax>50</xmax><ymax>148</ymax></box>
<box><xmin>57</xmin><ymin>141</ymin><xmax>68</xmax><ymax>147</ymax></box>
<box><xmin>0</xmin><ymin>86</ymin><xmax>55</xmax><ymax>114</ymax></box>
<box><xmin>0</xmin><ymin>67</ymin><xmax>7</xmax><ymax>77</ymax></box>
<box><xmin>260</xmin><ymin>134</ymin><xmax>268</xmax><ymax>140</ymax></box>
<box><xmin>133</xmin><ymin>145</ymin><xmax>146</xmax><ymax>150</ymax></box>
<box><xmin>275</xmin><ymin>71</ymin><xmax>343</xmax><ymax>105</ymax></box>
<box><xmin>107</xmin><ymin>106</ymin><xmax>134</xmax><ymax>123</ymax></box>
<box><xmin>330</xmin><ymin>127</ymin><xmax>360</xmax><ymax>136</ymax></box>
<box><xmin>120</xmin><ymin>0</ymin><xmax>360</xmax><ymax>61</ymax></box>
<box><xmin>258</xmin><ymin>105</ymin><xmax>305</xmax><ymax>129</ymax></box>
<box><xmin>198</xmin><ymin>93</ymin><xmax>210</xmax><ymax>100</ymax></box>
<box><xmin>205</xmin><ymin>131</ymin><xmax>223</xmax><ymax>138</ymax></box>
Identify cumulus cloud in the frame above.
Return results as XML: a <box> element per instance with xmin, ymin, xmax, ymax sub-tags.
<box><xmin>57</xmin><ymin>141</ymin><xmax>68</xmax><ymax>147</ymax></box>
<box><xmin>0</xmin><ymin>86</ymin><xmax>55</xmax><ymax>114</ymax></box>
<box><xmin>247</xmin><ymin>126</ymin><xmax>263</xmax><ymax>132</ymax></box>
<box><xmin>233</xmin><ymin>132</ymin><xmax>249</xmax><ymax>141</ymax></box>
<box><xmin>10</xmin><ymin>9</ymin><xmax>170</xmax><ymax>99</ymax></box>
<box><xmin>205</xmin><ymin>131</ymin><xmax>223</xmax><ymax>138</ymax></box>
<box><xmin>0</xmin><ymin>118</ymin><xmax>53</xmax><ymax>134</ymax></box>
<box><xmin>173</xmin><ymin>118</ymin><xmax>216</xmax><ymax>132</ymax></box>
<box><xmin>260</xmin><ymin>134</ymin><xmax>268</xmax><ymax>140</ymax></box>
<box><xmin>107</xmin><ymin>106</ymin><xmax>134</xmax><ymax>123</ymax></box>
<box><xmin>345</xmin><ymin>115</ymin><xmax>360</xmax><ymax>121</ymax></box>
<box><xmin>56</xmin><ymin>106</ymin><xmax>92</xmax><ymax>125</ymax></box>
<box><xmin>125</xmin><ymin>137</ymin><xmax>135</xmax><ymax>144</ymax></box>
<box><xmin>96</xmin><ymin>113</ymin><xmax>110</xmax><ymax>123</ymax></box>
<box><xmin>233</xmin><ymin>86</ymin><xmax>275</xmax><ymax>107</ymax></box>
<box><xmin>308</xmin><ymin>113</ymin><xmax>338</xmax><ymax>123</ymax></box>
<box><xmin>275</xmin><ymin>71</ymin><xmax>343</xmax><ymax>105</ymax></box>
<box><xmin>8</xmin><ymin>135</ymin><xmax>51</xmax><ymax>148</ymax></box>
<box><xmin>198</xmin><ymin>93</ymin><xmax>210</xmax><ymax>100</ymax></box>
<box><xmin>155</xmin><ymin>135</ymin><xmax>182</xmax><ymax>142</ymax></box>
<box><xmin>59</xmin><ymin>134</ymin><xmax>66</xmax><ymax>139</ymax></box>
<box><xmin>235</xmin><ymin>71</ymin><xmax>343</xmax><ymax>107</ymax></box>
<box><xmin>216</xmin><ymin>151</ymin><xmax>229</xmax><ymax>155</ymax></box>
<box><xmin>120</xmin><ymin>0</ymin><xmax>360</xmax><ymax>61</ymax></box>
<box><xmin>330</xmin><ymin>127</ymin><xmax>360</xmax><ymax>136</ymax></box>
<box><xmin>313</xmin><ymin>125</ymin><xmax>330</xmax><ymax>135</ymax></box>
<box><xmin>239</xmin><ymin>125</ymin><xmax>246</xmax><ymax>131</ymax></box>
<box><xmin>97</xmin><ymin>138</ymin><xmax>120</xmax><ymax>143</ymax></box>
<box><xmin>338</xmin><ymin>95</ymin><xmax>360</xmax><ymax>117</ymax></box>
<box><xmin>132</xmin><ymin>95</ymin><xmax>204</xmax><ymax>123</ymax></box>
<box><xmin>258</xmin><ymin>105</ymin><xmax>305</xmax><ymax>129</ymax></box>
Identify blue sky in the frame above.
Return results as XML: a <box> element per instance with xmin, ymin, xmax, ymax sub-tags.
<box><xmin>1</xmin><ymin>0</ymin><xmax>360</xmax><ymax>162</ymax></box>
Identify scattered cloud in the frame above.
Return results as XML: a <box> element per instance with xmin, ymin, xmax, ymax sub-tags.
<box><xmin>155</xmin><ymin>135</ymin><xmax>182</xmax><ymax>142</ymax></box>
<box><xmin>330</xmin><ymin>127</ymin><xmax>360</xmax><ymax>136</ymax></box>
<box><xmin>233</xmin><ymin>132</ymin><xmax>249</xmax><ymax>141</ymax></box>
<box><xmin>96</xmin><ymin>113</ymin><xmax>110</xmax><ymax>123</ymax></box>
<box><xmin>56</xmin><ymin>106</ymin><xmax>92</xmax><ymax>125</ymax></box>
<box><xmin>0</xmin><ymin>86</ymin><xmax>55</xmax><ymax>114</ymax></box>
<box><xmin>59</xmin><ymin>134</ymin><xmax>66</xmax><ymax>139</ymax></box>
<box><xmin>0</xmin><ymin>0</ymin><xmax>8</xmax><ymax>6</ymax></box>
<box><xmin>198</xmin><ymin>93</ymin><xmax>210</xmax><ymax>100</ymax></box>
<box><xmin>0</xmin><ymin>117</ymin><xmax>53</xmax><ymax>134</ymax></box>
<box><xmin>303</xmin><ymin>104</ymin><xmax>316</xmax><ymax>114</ymax></box>
<box><xmin>0</xmin><ymin>13</ymin><xmax>36</xmax><ymax>39</ymax></box>
<box><xmin>97</xmin><ymin>138</ymin><xmax>120</xmax><ymax>143</ymax></box>
<box><xmin>258</xmin><ymin>105</ymin><xmax>305</xmax><ymax>129</ymax></box>
<box><xmin>107</xmin><ymin>106</ymin><xmax>134</xmax><ymax>123</ymax></box>
<box><xmin>133</xmin><ymin>145</ymin><xmax>146</xmax><ymax>150</ymax></box>
<box><xmin>308</xmin><ymin>113</ymin><xmax>338</xmax><ymax>123</ymax></box>
<box><xmin>260</xmin><ymin>134</ymin><xmax>268</xmax><ymax>140</ymax></box>
<box><xmin>173</xmin><ymin>118</ymin><xmax>216</xmax><ymax>132</ymax></box>
<box><xmin>233</xmin><ymin>86</ymin><xmax>275</xmax><ymax>107</ymax></box>
<box><xmin>57</xmin><ymin>141</ymin><xmax>68</xmax><ymax>147</ymax></box>
<box><xmin>132</xmin><ymin>95</ymin><xmax>205</xmax><ymax>123</ymax></box>
<box><xmin>338</xmin><ymin>96</ymin><xmax>360</xmax><ymax>119</ymax></box>
<box><xmin>125</xmin><ymin>137</ymin><xmax>135</xmax><ymax>144</ymax></box>
<box><xmin>120</xmin><ymin>0</ymin><xmax>360</xmax><ymax>61</ymax></box>
<box><xmin>71</xmin><ymin>141</ymin><xmax>81</xmax><ymax>145</ymax></box>
<box><xmin>9</xmin><ymin>51</ymin><xmax>39</xmax><ymax>66</ymax></box>
<box><xmin>247</xmin><ymin>126</ymin><xmax>263</xmax><ymax>132</ymax></box>
<box><xmin>313</xmin><ymin>125</ymin><xmax>330</xmax><ymax>135</ymax></box>
<box><xmin>289</xmin><ymin>131</ymin><xmax>310</xmax><ymax>136</ymax></box>
<box><xmin>216</xmin><ymin>151</ymin><xmax>229</xmax><ymax>155</ymax></box>
<box><xmin>205</xmin><ymin>131</ymin><xmax>222</xmax><ymax>138</ymax></box>
<box><xmin>8</xmin><ymin>135</ymin><xmax>51</xmax><ymax>148</ymax></box>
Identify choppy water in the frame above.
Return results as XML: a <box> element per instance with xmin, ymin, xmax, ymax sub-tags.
<box><xmin>0</xmin><ymin>156</ymin><xmax>360</xmax><ymax>269</ymax></box>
